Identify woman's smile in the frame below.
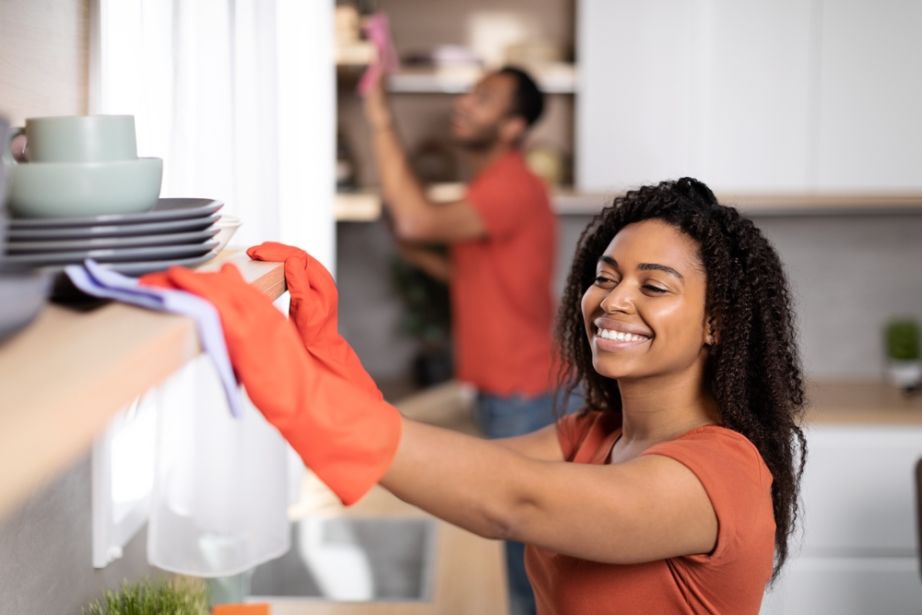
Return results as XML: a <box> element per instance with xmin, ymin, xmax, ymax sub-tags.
<box><xmin>592</xmin><ymin>318</ymin><xmax>653</xmax><ymax>352</ymax></box>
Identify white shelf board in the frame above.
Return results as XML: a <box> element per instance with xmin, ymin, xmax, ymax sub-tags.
<box><xmin>337</xmin><ymin>187</ymin><xmax>922</xmax><ymax>221</ymax></box>
<box><xmin>386</xmin><ymin>64</ymin><xmax>578</xmax><ymax>94</ymax></box>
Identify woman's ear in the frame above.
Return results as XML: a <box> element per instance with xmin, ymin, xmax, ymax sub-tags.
<box><xmin>705</xmin><ymin>319</ymin><xmax>719</xmax><ymax>346</ymax></box>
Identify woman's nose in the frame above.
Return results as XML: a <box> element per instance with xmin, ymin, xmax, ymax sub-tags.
<box><xmin>600</xmin><ymin>285</ymin><xmax>635</xmax><ymax>314</ymax></box>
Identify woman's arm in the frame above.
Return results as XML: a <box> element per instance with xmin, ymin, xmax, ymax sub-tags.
<box><xmin>493</xmin><ymin>423</ymin><xmax>564</xmax><ymax>461</ymax></box>
<box><xmin>381</xmin><ymin>419</ymin><xmax>718</xmax><ymax>565</ymax></box>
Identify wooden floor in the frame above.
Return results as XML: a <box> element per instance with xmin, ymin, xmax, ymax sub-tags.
<box><xmin>271</xmin><ymin>382</ymin><xmax>509</xmax><ymax>615</ymax></box>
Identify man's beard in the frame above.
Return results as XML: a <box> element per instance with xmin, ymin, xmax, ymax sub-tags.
<box><xmin>453</xmin><ymin>124</ymin><xmax>501</xmax><ymax>152</ymax></box>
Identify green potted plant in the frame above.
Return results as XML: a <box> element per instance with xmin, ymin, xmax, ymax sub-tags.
<box><xmin>884</xmin><ymin>317</ymin><xmax>921</xmax><ymax>389</ymax></box>
<box><xmin>83</xmin><ymin>578</ymin><xmax>208</xmax><ymax>615</ymax></box>
<box><xmin>390</xmin><ymin>254</ymin><xmax>453</xmax><ymax>387</ymax></box>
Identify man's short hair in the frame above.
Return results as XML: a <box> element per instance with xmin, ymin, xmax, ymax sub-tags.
<box><xmin>497</xmin><ymin>66</ymin><xmax>545</xmax><ymax>128</ymax></box>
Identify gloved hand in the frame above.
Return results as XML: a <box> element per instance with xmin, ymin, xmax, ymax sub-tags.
<box><xmin>247</xmin><ymin>242</ymin><xmax>381</xmax><ymax>399</ymax></box>
<box><xmin>140</xmin><ymin>263</ymin><xmax>402</xmax><ymax>505</ymax></box>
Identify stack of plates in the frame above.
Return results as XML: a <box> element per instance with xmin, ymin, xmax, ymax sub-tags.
<box><xmin>2</xmin><ymin>198</ymin><xmax>223</xmax><ymax>275</ymax></box>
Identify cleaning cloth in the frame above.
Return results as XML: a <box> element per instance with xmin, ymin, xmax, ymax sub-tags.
<box><xmin>65</xmin><ymin>260</ymin><xmax>242</xmax><ymax>417</ymax></box>
<box><xmin>357</xmin><ymin>12</ymin><xmax>400</xmax><ymax>96</ymax></box>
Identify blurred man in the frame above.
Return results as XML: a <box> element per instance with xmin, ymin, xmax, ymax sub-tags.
<box><xmin>363</xmin><ymin>66</ymin><xmax>559</xmax><ymax>615</ymax></box>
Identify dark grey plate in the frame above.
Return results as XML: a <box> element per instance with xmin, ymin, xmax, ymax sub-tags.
<box><xmin>47</xmin><ymin>250</ymin><xmax>220</xmax><ymax>301</ymax></box>
<box><xmin>6</xmin><ymin>213</ymin><xmax>220</xmax><ymax>240</ymax></box>
<box><xmin>8</xmin><ymin>197</ymin><xmax>223</xmax><ymax>228</ymax></box>
<box><xmin>2</xmin><ymin>240</ymin><xmax>218</xmax><ymax>266</ymax></box>
<box><xmin>6</xmin><ymin>228</ymin><xmax>219</xmax><ymax>253</ymax></box>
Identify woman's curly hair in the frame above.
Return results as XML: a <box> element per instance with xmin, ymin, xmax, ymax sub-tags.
<box><xmin>556</xmin><ymin>177</ymin><xmax>807</xmax><ymax>580</ymax></box>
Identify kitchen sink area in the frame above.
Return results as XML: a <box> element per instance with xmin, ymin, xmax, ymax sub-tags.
<box><xmin>249</xmin><ymin>517</ymin><xmax>437</xmax><ymax>602</ymax></box>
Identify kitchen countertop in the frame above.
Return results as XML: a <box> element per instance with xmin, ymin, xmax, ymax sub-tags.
<box><xmin>0</xmin><ymin>250</ymin><xmax>284</xmax><ymax>521</ymax></box>
<box><xmin>804</xmin><ymin>379</ymin><xmax>922</xmax><ymax>425</ymax></box>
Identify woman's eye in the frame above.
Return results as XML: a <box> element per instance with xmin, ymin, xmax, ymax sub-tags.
<box><xmin>593</xmin><ymin>276</ymin><xmax>616</xmax><ymax>287</ymax></box>
<box><xmin>643</xmin><ymin>284</ymin><xmax>667</xmax><ymax>294</ymax></box>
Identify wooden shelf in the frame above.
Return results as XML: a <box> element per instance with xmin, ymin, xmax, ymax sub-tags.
<box><xmin>386</xmin><ymin>64</ymin><xmax>578</xmax><ymax>94</ymax></box>
<box><xmin>335</xmin><ymin>191</ymin><xmax>382</xmax><ymax>222</ymax></box>
<box><xmin>0</xmin><ymin>251</ymin><xmax>285</xmax><ymax>521</ymax></box>
<box><xmin>555</xmin><ymin>190</ymin><xmax>922</xmax><ymax>217</ymax></box>
<box><xmin>336</xmin><ymin>42</ymin><xmax>377</xmax><ymax>67</ymax></box>
<box><xmin>338</xmin><ymin>187</ymin><xmax>922</xmax><ymax>221</ymax></box>
<box><xmin>804</xmin><ymin>379</ymin><xmax>922</xmax><ymax>426</ymax></box>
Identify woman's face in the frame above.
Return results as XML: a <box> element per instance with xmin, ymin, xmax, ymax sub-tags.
<box><xmin>580</xmin><ymin>219</ymin><xmax>713</xmax><ymax>381</ymax></box>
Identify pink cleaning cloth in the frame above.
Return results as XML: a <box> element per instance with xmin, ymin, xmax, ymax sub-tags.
<box><xmin>357</xmin><ymin>12</ymin><xmax>400</xmax><ymax>96</ymax></box>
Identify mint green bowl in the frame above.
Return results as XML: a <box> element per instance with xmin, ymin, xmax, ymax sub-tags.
<box><xmin>8</xmin><ymin>157</ymin><xmax>162</xmax><ymax>218</ymax></box>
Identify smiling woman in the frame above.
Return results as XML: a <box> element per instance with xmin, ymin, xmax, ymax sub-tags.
<box><xmin>149</xmin><ymin>178</ymin><xmax>807</xmax><ymax>615</ymax></box>
<box><xmin>551</xmin><ymin>178</ymin><xmax>807</xmax><ymax>601</ymax></box>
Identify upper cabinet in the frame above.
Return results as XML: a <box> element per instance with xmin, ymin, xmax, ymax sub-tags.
<box><xmin>815</xmin><ymin>0</ymin><xmax>922</xmax><ymax>191</ymax></box>
<box><xmin>577</xmin><ymin>0</ymin><xmax>922</xmax><ymax>194</ymax></box>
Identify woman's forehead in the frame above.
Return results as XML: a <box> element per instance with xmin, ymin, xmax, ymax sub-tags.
<box><xmin>601</xmin><ymin>220</ymin><xmax>704</xmax><ymax>274</ymax></box>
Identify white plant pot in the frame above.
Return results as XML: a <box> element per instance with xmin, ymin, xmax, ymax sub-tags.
<box><xmin>886</xmin><ymin>360</ymin><xmax>922</xmax><ymax>388</ymax></box>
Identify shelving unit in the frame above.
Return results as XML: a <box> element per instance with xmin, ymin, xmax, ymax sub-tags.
<box><xmin>335</xmin><ymin>187</ymin><xmax>922</xmax><ymax>222</ymax></box>
<box><xmin>0</xmin><ymin>251</ymin><xmax>285</xmax><ymax>522</ymax></box>
<box><xmin>386</xmin><ymin>64</ymin><xmax>578</xmax><ymax>95</ymax></box>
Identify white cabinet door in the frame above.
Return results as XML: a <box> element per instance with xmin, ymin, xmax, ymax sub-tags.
<box><xmin>696</xmin><ymin>0</ymin><xmax>813</xmax><ymax>192</ymax></box>
<box><xmin>760</xmin><ymin>424</ymin><xmax>922</xmax><ymax>615</ymax></box>
<box><xmin>814</xmin><ymin>0</ymin><xmax>922</xmax><ymax>190</ymax></box>
<box><xmin>576</xmin><ymin>0</ymin><xmax>697</xmax><ymax>191</ymax></box>
<box><xmin>761</xmin><ymin>557</ymin><xmax>922</xmax><ymax>615</ymax></box>
<box><xmin>577</xmin><ymin>0</ymin><xmax>814</xmax><ymax>193</ymax></box>
<box><xmin>798</xmin><ymin>425</ymin><xmax>922</xmax><ymax>556</ymax></box>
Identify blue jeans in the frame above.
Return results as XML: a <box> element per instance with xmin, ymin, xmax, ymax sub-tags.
<box><xmin>473</xmin><ymin>390</ymin><xmax>582</xmax><ymax>615</ymax></box>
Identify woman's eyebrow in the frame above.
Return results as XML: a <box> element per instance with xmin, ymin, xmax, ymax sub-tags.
<box><xmin>599</xmin><ymin>255</ymin><xmax>619</xmax><ymax>268</ymax></box>
<box><xmin>599</xmin><ymin>256</ymin><xmax>684</xmax><ymax>280</ymax></box>
<box><xmin>638</xmin><ymin>262</ymin><xmax>684</xmax><ymax>280</ymax></box>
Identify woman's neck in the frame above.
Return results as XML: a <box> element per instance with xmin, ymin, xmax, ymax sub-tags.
<box><xmin>616</xmin><ymin>366</ymin><xmax>720</xmax><ymax>447</ymax></box>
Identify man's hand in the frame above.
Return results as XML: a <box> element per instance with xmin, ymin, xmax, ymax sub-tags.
<box><xmin>395</xmin><ymin>240</ymin><xmax>452</xmax><ymax>284</ymax></box>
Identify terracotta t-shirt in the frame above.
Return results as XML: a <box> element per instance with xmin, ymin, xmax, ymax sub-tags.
<box><xmin>452</xmin><ymin>151</ymin><xmax>557</xmax><ymax>396</ymax></box>
<box><xmin>525</xmin><ymin>411</ymin><xmax>776</xmax><ymax>615</ymax></box>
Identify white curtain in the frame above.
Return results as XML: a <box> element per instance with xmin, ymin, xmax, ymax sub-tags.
<box><xmin>89</xmin><ymin>0</ymin><xmax>336</xmax><ymax>576</ymax></box>
<box><xmin>90</xmin><ymin>0</ymin><xmax>335</xmax><ymax>268</ymax></box>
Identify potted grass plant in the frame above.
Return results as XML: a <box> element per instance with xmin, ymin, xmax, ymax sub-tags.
<box><xmin>390</xmin><ymin>254</ymin><xmax>454</xmax><ymax>387</ymax></box>
<box><xmin>885</xmin><ymin>317</ymin><xmax>921</xmax><ymax>390</ymax></box>
<box><xmin>83</xmin><ymin>578</ymin><xmax>208</xmax><ymax>615</ymax></box>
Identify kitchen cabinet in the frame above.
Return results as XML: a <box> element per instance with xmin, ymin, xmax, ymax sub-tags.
<box><xmin>576</xmin><ymin>0</ymin><xmax>696</xmax><ymax>190</ymax></box>
<box><xmin>760</xmin><ymin>384</ymin><xmax>922</xmax><ymax>614</ymax></box>
<box><xmin>814</xmin><ymin>0</ymin><xmax>922</xmax><ymax>191</ymax></box>
<box><xmin>578</xmin><ymin>0</ymin><xmax>922</xmax><ymax>194</ymax></box>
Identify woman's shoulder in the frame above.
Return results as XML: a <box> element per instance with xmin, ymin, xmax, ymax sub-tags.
<box><xmin>661</xmin><ymin>424</ymin><xmax>770</xmax><ymax>479</ymax></box>
<box><xmin>643</xmin><ymin>424</ymin><xmax>774</xmax><ymax>516</ymax></box>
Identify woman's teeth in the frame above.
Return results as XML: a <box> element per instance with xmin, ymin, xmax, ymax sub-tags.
<box><xmin>597</xmin><ymin>328</ymin><xmax>650</xmax><ymax>343</ymax></box>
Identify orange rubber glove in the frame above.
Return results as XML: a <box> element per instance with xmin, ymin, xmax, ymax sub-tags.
<box><xmin>247</xmin><ymin>242</ymin><xmax>381</xmax><ymax>399</ymax></box>
<box><xmin>140</xmin><ymin>264</ymin><xmax>402</xmax><ymax>505</ymax></box>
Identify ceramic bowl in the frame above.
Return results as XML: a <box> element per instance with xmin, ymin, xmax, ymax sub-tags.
<box><xmin>213</xmin><ymin>214</ymin><xmax>242</xmax><ymax>253</ymax></box>
<box><xmin>0</xmin><ymin>265</ymin><xmax>52</xmax><ymax>341</ymax></box>
<box><xmin>8</xmin><ymin>157</ymin><xmax>162</xmax><ymax>219</ymax></box>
